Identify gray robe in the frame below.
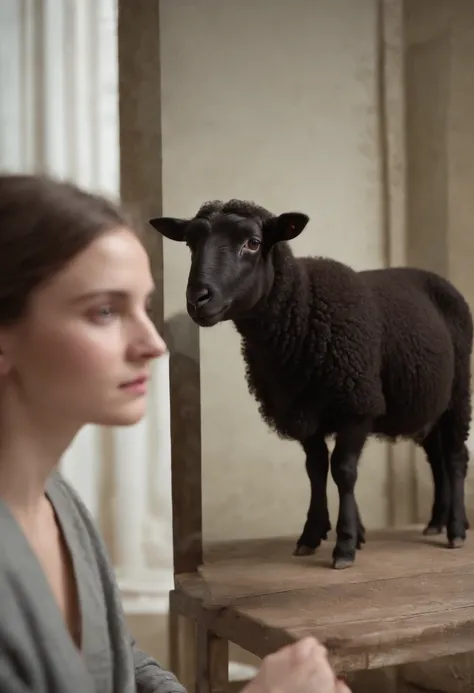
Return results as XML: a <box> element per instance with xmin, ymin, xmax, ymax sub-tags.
<box><xmin>0</xmin><ymin>471</ymin><xmax>186</xmax><ymax>693</ymax></box>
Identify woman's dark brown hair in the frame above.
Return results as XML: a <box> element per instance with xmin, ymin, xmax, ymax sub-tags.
<box><xmin>0</xmin><ymin>173</ymin><xmax>128</xmax><ymax>325</ymax></box>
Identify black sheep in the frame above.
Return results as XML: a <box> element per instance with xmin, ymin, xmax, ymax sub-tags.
<box><xmin>150</xmin><ymin>199</ymin><xmax>473</xmax><ymax>569</ymax></box>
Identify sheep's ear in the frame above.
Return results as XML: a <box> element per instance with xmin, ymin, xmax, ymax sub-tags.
<box><xmin>149</xmin><ymin>217</ymin><xmax>188</xmax><ymax>242</ymax></box>
<box><xmin>263</xmin><ymin>212</ymin><xmax>310</xmax><ymax>244</ymax></box>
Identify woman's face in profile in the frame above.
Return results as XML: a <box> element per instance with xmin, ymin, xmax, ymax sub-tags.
<box><xmin>0</xmin><ymin>227</ymin><xmax>166</xmax><ymax>428</ymax></box>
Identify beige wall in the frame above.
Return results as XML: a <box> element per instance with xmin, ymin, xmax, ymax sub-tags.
<box><xmin>160</xmin><ymin>0</ymin><xmax>392</xmax><ymax>544</ymax></box>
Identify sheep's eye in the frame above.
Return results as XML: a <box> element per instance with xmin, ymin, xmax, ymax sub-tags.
<box><xmin>243</xmin><ymin>238</ymin><xmax>261</xmax><ymax>253</ymax></box>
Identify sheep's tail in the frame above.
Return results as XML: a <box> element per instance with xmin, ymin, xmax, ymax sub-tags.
<box><xmin>425</xmin><ymin>274</ymin><xmax>474</xmax><ymax>351</ymax></box>
<box><xmin>426</xmin><ymin>274</ymin><xmax>473</xmax><ymax>445</ymax></box>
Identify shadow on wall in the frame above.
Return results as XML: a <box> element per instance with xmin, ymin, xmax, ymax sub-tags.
<box><xmin>162</xmin><ymin>310</ymin><xmax>203</xmax><ymax>567</ymax></box>
<box><xmin>163</xmin><ymin>310</ymin><xmax>198</xmax><ymax>364</ymax></box>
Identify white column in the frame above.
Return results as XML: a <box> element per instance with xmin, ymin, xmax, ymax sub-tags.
<box><xmin>19</xmin><ymin>0</ymin><xmax>38</xmax><ymax>172</ymax></box>
<box><xmin>113</xmin><ymin>410</ymin><xmax>150</xmax><ymax>583</ymax></box>
<box><xmin>41</xmin><ymin>0</ymin><xmax>69</xmax><ymax>176</ymax></box>
<box><xmin>114</xmin><ymin>352</ymin><xmax>174</xmax><ymax>606</ymax></box>
<box><xmin>0</xmin><ymin>1</ymin><xmax>26</xmax><ymax>170</ymax></box>
<box><xmin>95</xmin><ymin>0</ymin><xmax>120</xmax><ymax>196</ymax></box>
<box><xmin>147</xmin><ymin>351</ymin><xmax>174</xmax><ymax>568</ymax></box>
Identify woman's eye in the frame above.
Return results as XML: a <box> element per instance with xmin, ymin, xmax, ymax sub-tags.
<box><xmin>90</xmin><ymin>305</ymin><xmax>116</xmax><ymax>323</ymax></box>
<box><xmin>100</xmin><ymin>305</ymin><xmax>114</xmax><ymax>317</ymax></box>
<box><xmin>243</xmin><ymin>238</ymin><xmax>261</xmax><ymax>252</ymax></box>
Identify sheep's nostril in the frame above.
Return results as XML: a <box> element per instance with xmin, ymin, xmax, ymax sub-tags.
<box><xmin>196</xmin><ymin>288</ymin><xmax>211</xmax><ymax>306</ymax></box>
<box><xmin>187</xmin><ymin>286</ymin><xmax>213</xmax><ymax>308</ymax></box>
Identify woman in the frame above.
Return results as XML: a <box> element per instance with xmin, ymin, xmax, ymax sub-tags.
<box><xmin>0</xmin><ymin>173</ymin><xmax>350</xmax><ymax>693</ymax></box>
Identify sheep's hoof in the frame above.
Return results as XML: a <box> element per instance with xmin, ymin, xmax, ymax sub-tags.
<box><xmin>293</xmin><ymin>544</ymin><xmax>316</xmax><ymax>557</ymax></box>
<box><xmin>423</xmin><ymin>524</ymin><xmax>444</xmax><ymax>536</ymax></box>
<box><xmin>294</xmin><ymin>521</ymin><xmax>330</xmax><ymax>556</ymax></box>
<box><xmin>448</xmin><ymin>537</ymin><xmax>465</xmax><ymax>549</ymax></box>
<box><xmin>332</xmin><ymin>545</ymin><xmax>355</xmax><ymax>570</ymax></box>
<box><xmin>332</xmin><ymin>556</ymin><xmax>354</xmax><ymax>570</ymax></box>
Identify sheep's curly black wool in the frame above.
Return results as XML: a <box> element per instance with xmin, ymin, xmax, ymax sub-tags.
<box><xmin>150</xmin><ymin>200</ymin><xmax>473</xmax><ymax>569</ymax></box>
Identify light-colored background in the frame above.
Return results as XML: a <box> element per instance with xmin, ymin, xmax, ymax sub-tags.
<box><xmin>2</xmin><ymin>1</ymin><xmax>474</xmax><ymax>690</ymax></box>
<box><xmin>161</xmin><ymin>0</ymin><xmax>390</xmax><ymax>543</ymax></box>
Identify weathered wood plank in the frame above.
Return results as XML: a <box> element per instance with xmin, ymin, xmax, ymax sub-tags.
<box><xmin>173</xmin><ymin>527</ymin><xmax>474</xmax><ymax>674</ymax></box>
<box><xmin>178</xmin><ymin>528</ymin><xmax>474</xmax><ymax>602</ymax></box>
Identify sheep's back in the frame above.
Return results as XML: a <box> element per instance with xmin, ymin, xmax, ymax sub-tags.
<box><xmin>237</xmin><ymin>251</ymin><xmax>472</xmax><ymax>443</ymax></box>
<box><xmin>360</xmin><ymin>266</ymin><xmax>464</xmax><ymax>436</ymax></box>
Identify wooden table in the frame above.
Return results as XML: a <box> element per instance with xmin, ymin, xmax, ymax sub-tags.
<box><xmin>170</xmin><ymin>526</ymin><xmax>474</xmax><ymax>690</ymax></box>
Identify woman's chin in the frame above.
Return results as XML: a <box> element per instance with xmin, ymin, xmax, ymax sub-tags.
<box><xmin>94</xmin><ymin>403</ymin><xmax>148</xmax><ymax>427</ymax></box>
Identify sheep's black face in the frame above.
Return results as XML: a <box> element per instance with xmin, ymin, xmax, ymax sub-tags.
<box><xmin>149</xmin><ymin>204</ymin><xmax>309</xmax><ymax>328</ymax></box>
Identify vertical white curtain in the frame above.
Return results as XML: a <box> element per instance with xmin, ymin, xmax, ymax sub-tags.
<box><xmin>0</xmin><ymin>0</ymin><xmax>173</xmax><ymax>607</ymax></box>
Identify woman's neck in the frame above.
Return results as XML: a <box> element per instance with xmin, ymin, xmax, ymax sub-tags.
<box><xmin>0</xmin><ymin>392</ymin><xmax>78</xmax><ymax>517</ymax></box>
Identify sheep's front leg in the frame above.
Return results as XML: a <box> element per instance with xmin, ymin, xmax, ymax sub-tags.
<box><xmin>331</xmin><ymin>422</ymin><xmax>370</xmax><ymax>569</ymax></box>
<box><xmin>293</xmin><ymin>434</ymin><xmax>331</xmax><ymax>556</ymax></box>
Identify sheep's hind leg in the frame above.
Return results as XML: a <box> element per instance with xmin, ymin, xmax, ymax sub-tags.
<box><xmin>434</xmin><ymin>394</ymin><xmax>470</xmax><ymax>547</ymax></box>
<box><xmin>422</xmin><ymin>430</ymin><xmax>451</xmax><ymax>536</ymax></box>
<box><xmin>331</xmin><ymin>421</ymin><xmax>370</xmax><ymax>569</ymax></box>
<box><xmin>445</xmin><ymin>441</ymin><xmax>469</xmax><ymax>547</ymax></box>
<box><xmin>422</xmin><ymin>427</ymin><xmax>470</xmax><ymax>538</ymax></box>
<box><xmin>293</xmin><ymin>435</ymin><xmax>331</xmax><ymax>556</ymax></box>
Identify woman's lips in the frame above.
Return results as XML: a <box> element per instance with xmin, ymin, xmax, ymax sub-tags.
<box><xmin>120</xmin><ymin>375</ymin><xmax>148</xmax><ymax>394</ymax></box>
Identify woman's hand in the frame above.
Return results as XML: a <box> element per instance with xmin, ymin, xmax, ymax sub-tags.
<box><xmin>242</xmin><ymin>636</ymin><xmax>351</xmax><ymax>693</ymax></box>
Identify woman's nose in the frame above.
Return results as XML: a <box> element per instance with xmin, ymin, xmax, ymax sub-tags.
<box><xmin>134</xmin><ymin>323</ymin><xmax>167</xmax><ymax>361</ymax></box>
<box><xmin>154</xmin><ymin>331</ymin><xmax>167</xmax><ymax>358</ymax></box>
<box><xmin>142</xmin><ymin>327</ymin><xmax>167</xmax><ymax>359</ymax></box>
<box><xmin>129</xmin><ymin>309</ymin><xmax>169</xmax><ymax>361</ymax></box>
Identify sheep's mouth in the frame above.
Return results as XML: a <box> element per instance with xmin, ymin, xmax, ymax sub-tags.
<box><xmin>190</xmin><ymin>304</ymin><xmax>230</xmax><ymax>327</ymax></box>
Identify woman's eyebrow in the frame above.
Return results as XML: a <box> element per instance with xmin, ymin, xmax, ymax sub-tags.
<box><xmin>71</xmin><ymin>287</ymin><xmax>156</xmax><ymax>303</ymax></box>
